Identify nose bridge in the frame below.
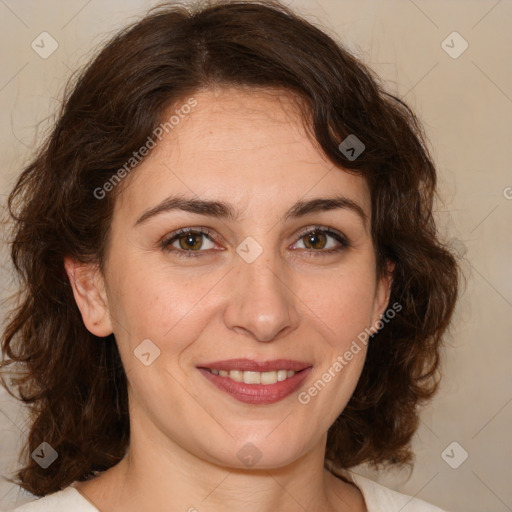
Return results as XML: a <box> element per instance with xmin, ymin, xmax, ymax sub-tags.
<box><xmin>223</xmin><ymin>239</ymin><xmax>299</xmax><ymax>342</ymax></box>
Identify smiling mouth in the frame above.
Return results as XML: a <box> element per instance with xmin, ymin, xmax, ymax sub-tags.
<box><xmin>196</xmin><ymin>358</ymin><xmax>313</xmax><ymax>405</ymax></box>
<box><xmin>203</xmin><ymin>368</ymin><xmax>299</xmax><ymax>385</ymax></box>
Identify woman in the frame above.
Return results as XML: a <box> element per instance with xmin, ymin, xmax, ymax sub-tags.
<box><xmin>1</xmin><ymin>1</ymin><xmax>460</xmax><ymax>510</ymax></box>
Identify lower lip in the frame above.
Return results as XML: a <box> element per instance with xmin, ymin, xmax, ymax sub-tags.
<box><xmin>197</xmin><ymin>367</ymin><xmax>312</xmax><ymax>405</ymax></box>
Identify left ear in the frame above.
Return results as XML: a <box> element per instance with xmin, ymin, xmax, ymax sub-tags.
<box><xmin>371</xmin><ymin>259</ymin><xmax>395</xmax><ymax>327</ymax></box>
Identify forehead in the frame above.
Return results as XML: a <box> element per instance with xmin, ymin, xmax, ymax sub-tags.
<box><xmin>158</xmin><ymin>87</ymin><xmax>326</xmax><ymax>163</ymax></box>
<box><xmin>115</xmin><ymin>87</ymin><xmax>370</xmax><ymax>220</ymax></box>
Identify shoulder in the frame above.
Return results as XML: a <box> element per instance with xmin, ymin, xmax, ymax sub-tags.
<box><xmin>344</xmin><ymin>471</ymin><xmax>448</xmax><ymax>512</ymax></box>
<box><xmin>10</xmin><ymin>486</ymin><xmax>98</xmax><ymax>512</ymax></box>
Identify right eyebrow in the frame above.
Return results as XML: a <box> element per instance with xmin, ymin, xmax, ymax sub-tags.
<box><xmin>134</xmin><ymin>196</ymin><xmax>237</xmax><ymax>226</ymax></box>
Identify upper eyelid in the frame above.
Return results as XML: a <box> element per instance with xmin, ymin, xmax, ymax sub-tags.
<box><xmin>163</xmin><ymin>226</ymin><xmax>216</xmax><ymax>243</ymax></box>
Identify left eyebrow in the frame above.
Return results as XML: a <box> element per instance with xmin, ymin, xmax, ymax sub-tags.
<box><xmin>284</xmin><ymin>196</ymin><xmax>368</xmax><ymax>229</ymax></box>
<box><xmin>134</xmin><ymin>194</ymin><xmax>368</xmax><ymax>229</ymax></box>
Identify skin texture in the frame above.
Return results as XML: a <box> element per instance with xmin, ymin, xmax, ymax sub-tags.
<box><xmin>65</xmin><ymin>86</ymin><xmax>393</xmax><ymax>512</ymax></box>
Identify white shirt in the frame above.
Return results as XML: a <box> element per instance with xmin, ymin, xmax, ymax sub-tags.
<box><xmin>10</xmin><ymin>471</ymin><xmax>447</xmax><ymax>511</ymax></box>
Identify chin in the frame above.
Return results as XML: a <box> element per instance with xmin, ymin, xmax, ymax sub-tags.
<box><xmin>201</xmin><ymin>434</ymin><xmax>310</xmax><ymax>471</ymax></box>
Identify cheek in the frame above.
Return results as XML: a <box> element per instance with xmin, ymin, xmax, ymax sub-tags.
<box><xmin>298</xmin><ymin>266</ymin><xmax>377</xmax><ymax>342</ymax></box>
<box><xmin>106</xmin><ymin>266</ymin><xmax>215</xmax><ymax>401</ymax></box>
<box><xmin>107</xmin><ymin>256</ymin><xmax>220</xmax><ymax>349</ymax></box>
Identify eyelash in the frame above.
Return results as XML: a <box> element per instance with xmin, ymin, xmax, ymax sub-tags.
<box><xmin>160</xmin><ymin>225</ymin><xmax>350</xmax><ymax>259</ymax></box>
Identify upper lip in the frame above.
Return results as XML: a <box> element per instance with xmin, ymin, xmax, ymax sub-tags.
<box><xmin>197</xmin><ymin>359</ymin><xmax>312</xmax><ymax>372</ymax></box>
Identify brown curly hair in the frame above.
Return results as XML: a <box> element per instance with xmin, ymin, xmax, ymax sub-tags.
<box><xmin>1</xmin><ymin>0</ymin><xmax>461</xmax><ymax>497</ymax></box>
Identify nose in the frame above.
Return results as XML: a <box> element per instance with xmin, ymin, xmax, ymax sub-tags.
<box><xmin>223</xmin><ymin>247</ymin><xmax>300</xmax><ymax>343</ymax></box>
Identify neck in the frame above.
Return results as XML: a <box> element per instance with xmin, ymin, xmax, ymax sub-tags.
<box><xmin>74</xmin><ymin>408</ymin><xmax>365</xmax><ymax>511</ymax></box>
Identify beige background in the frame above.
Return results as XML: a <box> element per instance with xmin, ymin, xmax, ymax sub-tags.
<box><xmin>0</xmin><ymin>1</ymin><xmax>511</xmax><ymax>511</ymax></box>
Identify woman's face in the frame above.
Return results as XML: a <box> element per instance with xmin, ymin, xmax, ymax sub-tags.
<box><xmin>72</xmin><ymin>87</ymin><xmax>392</xmax><ymax>469</ymax></box>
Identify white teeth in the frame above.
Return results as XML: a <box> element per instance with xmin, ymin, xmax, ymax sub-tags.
<box><xmin>244</xmin><ymin>371</ymin><xmax>261</xmax><ymax>384</ymax></box>
<box><xmin>277</xmin><ymin>369</ymin><xmax>288</xmax><ymax>381</ymax></box>
<box><xmin>229</xmin><ymin>370</ymin><xmax>244</xmax><ymax>382</ymax></box>
<box><xmin>208</xmin><ymin>368</ymin><xmax>298</xmax><ymax>385</ymax></box>
<box><xmin>260</xmin><ymin>371</ymin><xmax>277</xmax><ymax>385</ymax></box>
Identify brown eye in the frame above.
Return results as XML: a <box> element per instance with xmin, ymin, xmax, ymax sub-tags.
<box><xmin>292</xmin><ymin>227</ymin><xmax>349</xmax><ymax>254</ymax></box>
<box><xmin>161</xmin><ymin>228</ymin><xmax>216</xmax><ymax>257</ymax></box>
<box><xmin>302</xmin><ymin>230</ymin><xmax>328</xmax><ymax>250</ymax></box>
<box><xmin>177</xmin><ymin>232</ymin><xmax>204</xmax><ymax>251</ymax></box>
